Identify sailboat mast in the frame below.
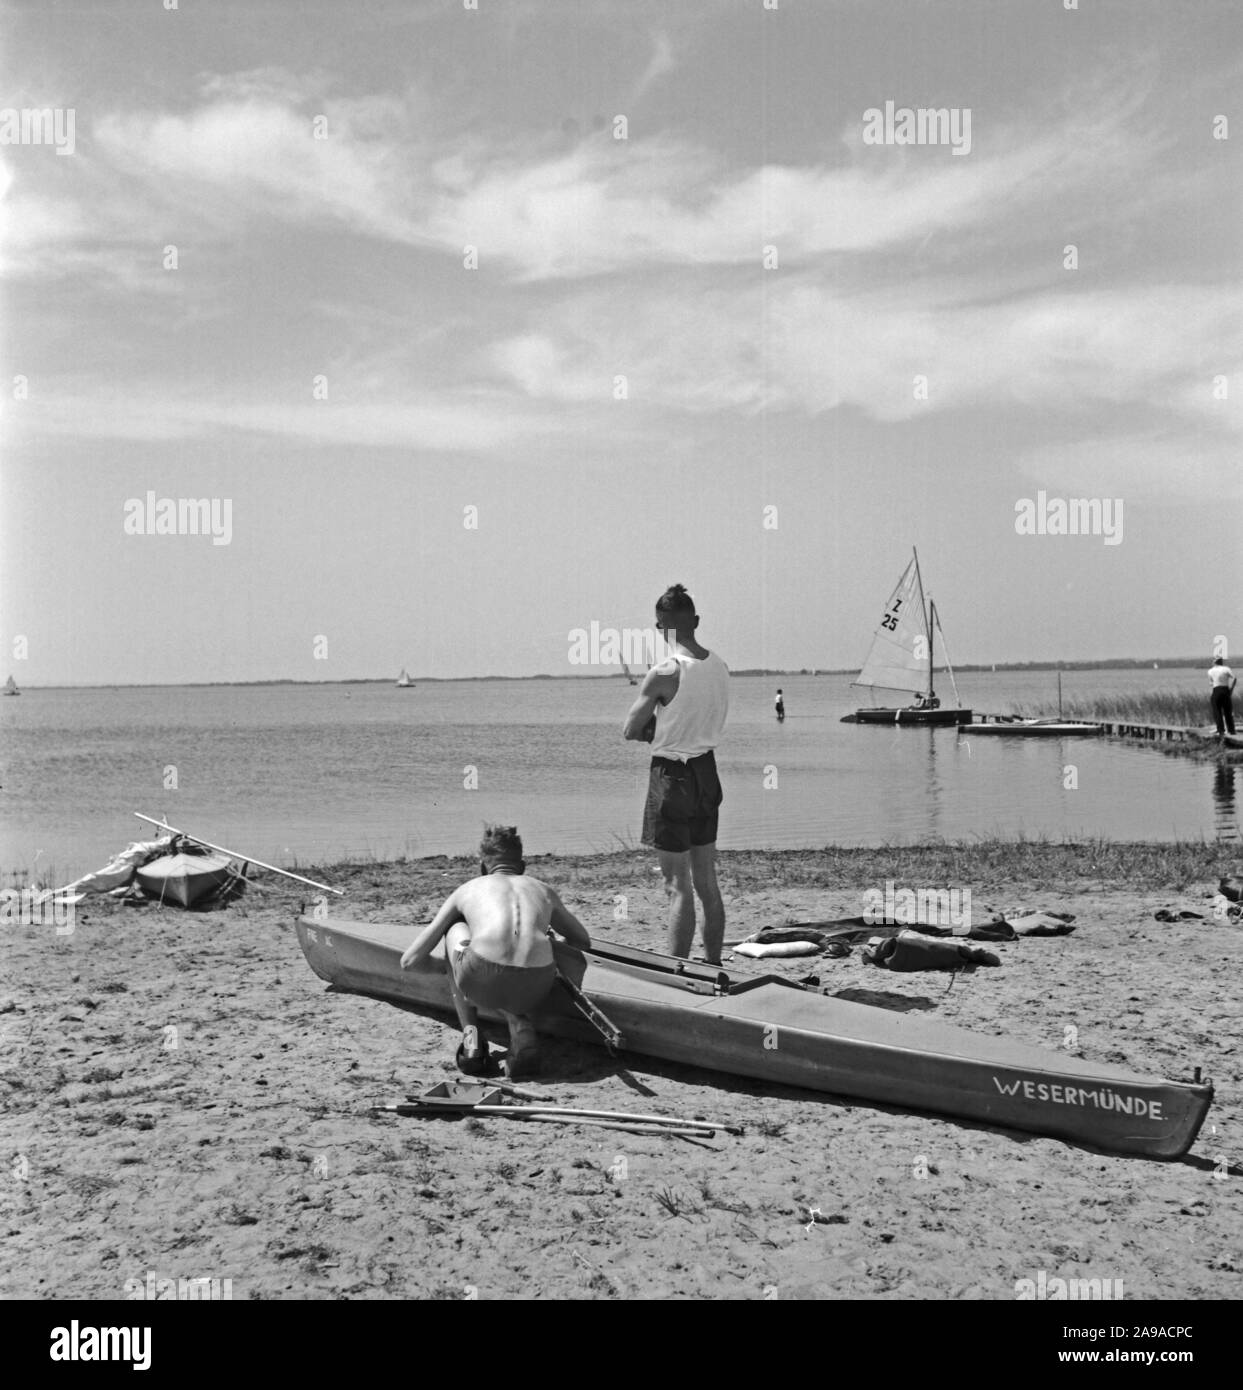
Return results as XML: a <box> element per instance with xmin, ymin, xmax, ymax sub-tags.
<box><xmin>912</xmin><ymin>548</ymin><xmax>933</xmax><ymax>699</ymax></box>
<box><xmin>928</xmin><ymin>601</ymin><xmax>937</xmax><ymax>699</ymax></box>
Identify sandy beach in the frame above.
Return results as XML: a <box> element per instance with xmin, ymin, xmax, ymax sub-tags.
<box><xmin>3</xmin><ymin>846</ymin><xmax>1240</xmax><ymax>1301</ymax></box>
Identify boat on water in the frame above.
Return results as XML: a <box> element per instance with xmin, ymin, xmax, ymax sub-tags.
<box><xmin>136</xmin><ymin>850</ymin><xmax>236</xmax><ymax>907</ymax></box>
<box><xmin>3</xmin><ymin>675</ymin><xmax>19</xmax><ymax>696</ymax></box>
<box><xmin>295</xmin><ymin>915</ymin><xmax>1212</xmax><ymax>1158</ymax></box>
<box><xmin>963</xmin><ymin>717</ymin><xmax>1103</xmax><ymax>737</ymax></box>
<box><xmin>841</xmin><ymin>549</ymin><xmax>971</xmax><ymax>726</ymax></box>
<box><xmin>395</xmin><ymin>669</ymin><xmax>414</xmax><ymax>688</ymax></box>
<box><xmin>621</xmin><ymin>662</ymin><xmax>638</xmax><ymax>686</ymax></box>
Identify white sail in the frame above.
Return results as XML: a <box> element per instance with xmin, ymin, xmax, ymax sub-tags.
<box><xmin>3</xmin><ymin>675</ymin><xmax>18</xmax><ymax>695</ymax></box>
<box><xmin>851</xmin><ymin>556</ymin><xmax>930</xmax><ymax>695</ymax></box>
<box><xmin>395</xmin><ymin>669</ymin><xmax>412</xmax><ymax>687</ymax></box>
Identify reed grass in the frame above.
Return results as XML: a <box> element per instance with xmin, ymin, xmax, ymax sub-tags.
<box><xmin>1014</xmin><ymin>690</ymin><xmax>1219</xmax><ymax>726</ymax></box>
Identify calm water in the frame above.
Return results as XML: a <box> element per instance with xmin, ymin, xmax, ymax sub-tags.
<box><xmin>2</xmin><ymin>670</ymin><xmax>1237</xmax><ymax>881</ymax></box>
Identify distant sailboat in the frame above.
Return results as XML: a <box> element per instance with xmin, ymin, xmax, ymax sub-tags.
<box><xmin>395</xmin><ymin>669</ymin><xmax>414</xmax><ymax>688</ymax></box>
<box><xmin>621</xmin><ymin>662</ymin><xmax>637</xmax><ymax>686</ymax></box>
<box><xmin>842</xmin><ymin>549</ymin><xmax>971</xmax><ymax>726</ymax></box>
<box><xmin>3</xmin><ymin>675</ymin><xmax>19</xmax><ymax>697</ymax></box>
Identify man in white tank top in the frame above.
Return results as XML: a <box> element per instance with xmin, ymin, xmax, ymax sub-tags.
<box><xmin>622</xmin><ymin>584</ymin><xmax>730</xmax><ymax>963</ymax></box>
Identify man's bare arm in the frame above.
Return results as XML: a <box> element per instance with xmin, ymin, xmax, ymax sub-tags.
<box><xmin>622</xmin><ymin>665</ymin><xmax>678</xmax><ymax>740</ymax></box>
<box><xmin>548</xmin><ymin>893</ymin><xmax>591</xmax><ymax>948</ymax></box>
<box><xmin>400</xmin><ymin>890</ymin><xmax>464</xmax><ymax>969</ymax></box>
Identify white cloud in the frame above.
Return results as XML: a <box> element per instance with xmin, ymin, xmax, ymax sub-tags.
<box><xmin>1</xmin><ymin>384</ymin><xmax>572</xmax><ymax>452</ymax></box>
<box><xmin>487</xmin><ymin>277</ymin><xmax>1243</xmax><ymax>426</ymax></box>
<box><xmin>3</xmin><ymin>68</ymin><xmax>1188</xmax><ymax>287</ymax></box>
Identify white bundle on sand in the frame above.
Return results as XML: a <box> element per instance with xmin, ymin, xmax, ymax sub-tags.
<box><xmin>39</xmin><ymin>837</ymin><xmax>175</xmax><ymax>904</ymax></box>
<box><xmin>732</xmin><ymin>939</ymin><xmax>822</xmax><ymax>958</ymax></box>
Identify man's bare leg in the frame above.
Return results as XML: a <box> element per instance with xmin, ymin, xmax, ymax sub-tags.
<box><xmin>501</xmin><ymin>1009</ymin><xmax>540</xmax><ymax>1079</ymax></box>
<box><xmin>690</xmin><ymin>842</ymin><xmax>724</xmax><ymax>964</ymax></box>
<box><xmin>657</xmin><ymin>848</ymin><xmax>696</xmax><ymax>958</ymax></box>
<box><xmin>444</xmin><ymin>922</ymin><xmax>486</xmax><ymax>1064</ymax></box>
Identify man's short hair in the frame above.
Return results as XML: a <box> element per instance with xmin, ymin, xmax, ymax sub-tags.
<box><xmin>655</xmin><ymin>583</ymin><xmax>696</xmax><ymax>622</ymax></box>
<box><xmin>480</xmin><ymin>823</ymin><xmax>524</xmax><ymax>869</ymax></box>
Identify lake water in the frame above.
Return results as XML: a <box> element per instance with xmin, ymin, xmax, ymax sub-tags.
<box><xmin>2</xmin><ymin>669</ymin><xmax>1237</xmax><ymax>882</ymax></box>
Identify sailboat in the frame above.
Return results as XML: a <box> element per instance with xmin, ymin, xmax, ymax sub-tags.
<box><xmin>842</xmin><ymin>549</ymin><xmax>971</xmax><ymax>726</ymax></box>
<box><xmin>621</xmin><ymin>662</ymin><xmax>638</xmax><ymax>686</ymax></box>
<box><xmin>3</xmin><ymin>675</ymin><xmax>19</xmax><ymax>697</ymax></box>
<box><xmin>395</xmin><ymin>669</ymin><xmax>414</xmax><ymax>688</ymax></box>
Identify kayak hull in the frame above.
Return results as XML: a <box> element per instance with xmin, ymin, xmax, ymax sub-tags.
<box><xmin>136</xmin><ymin>852</ymin><xmax>234</xmax><ymax>907</ymax></box>
<box><xmin>295</xmin><ymin>917</ymin><xmax>1211</xmax><ymax>1159</ymax></box>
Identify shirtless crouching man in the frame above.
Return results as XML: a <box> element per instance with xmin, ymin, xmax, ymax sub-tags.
<box><xmin>399</xmin><ymin>825</ymin><xmax>591</xmax><ymax>1079</ymax></box>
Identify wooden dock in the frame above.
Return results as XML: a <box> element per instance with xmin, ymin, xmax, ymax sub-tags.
<box><xmin>974</xmin><ymin>714</ymin><xmax>1233</xmax><ymax>746</ymax></box>
<box><xmin>1081</xmin><ymin>720</ymin><xmax>1212</xmax><ymax>744</ymax></box>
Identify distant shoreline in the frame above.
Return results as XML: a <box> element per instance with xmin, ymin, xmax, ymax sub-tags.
<box><xmin>3</xmin><ymin>659</ymin><xmax>1207</xmax><ymax>691</ymax></box>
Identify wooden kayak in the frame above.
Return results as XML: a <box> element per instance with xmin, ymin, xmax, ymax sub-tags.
<box><xmin>295</xmin><ymin>915</ymin><xmax>1212</xmax><ymax>1159</ymax></box>
<box><xmin>136</xmin><ymin>851</ymin><xmax>234</xmax><ymax>907</ymax></box>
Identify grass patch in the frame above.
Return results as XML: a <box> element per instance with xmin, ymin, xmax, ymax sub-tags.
<box><xmin>653</xmin><ymin>1186</ymin><xmax>705</xmax><ymax>1220</ymax></box>
<box><xmin>1015</xmin><ymin>691</ymin><xmax>1217</xmax><ymax>726</ymax></box>
<box><xmin>255</xmin><ymin>838</ymin><xmax>1238</xmax><ymax>907</ymax></box>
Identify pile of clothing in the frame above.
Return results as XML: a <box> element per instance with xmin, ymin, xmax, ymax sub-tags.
<box><xmin>731</xmin><ymin>909</ymin><xmax>1076</xmax><ymax>974</ymax></box>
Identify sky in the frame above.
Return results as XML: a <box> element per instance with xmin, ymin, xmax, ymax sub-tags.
<box><xmin>1</xmin><ymin>0</ymin><xmax>1240</xmax><ymax>684</ymax></box>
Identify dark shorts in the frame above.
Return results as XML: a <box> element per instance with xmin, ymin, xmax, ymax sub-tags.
<box><xmin>641</xmin><ymin>750</ymin><xmax>723</xmax><ymax>853</ymax></box>
<box><xmin>452</xmin><ymin>947</ymin><xmax>556</xmax><ymax>1015</ymax></box>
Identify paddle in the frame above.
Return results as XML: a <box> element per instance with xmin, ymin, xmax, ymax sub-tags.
<box><xmin>547</xmin><ymin>930</ymin><xmax>625</xmax><ymax>1051</ymax></box>
<box><xmin>397</xmin><ymin>1082</ymin><xmax>738</xmax><ymax>1132</ymax></box>
<box><xmin>377</xmin><ymin>1104</ymin><xmax>714</xmax><ymax>1137</ymax></box>
<box><xmin>134</xmin><ymin>812</ymin><xmax>344</xmax><ymax>896</ymax></box>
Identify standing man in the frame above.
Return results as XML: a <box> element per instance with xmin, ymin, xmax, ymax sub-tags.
<box><xmin>623</xmin><ymin>584</ymin><xmax>730</xmax><ymax>964</ymax></box>
<box><xmin>774</xmin><ymin>688</ymin><xmax>785</xmax><ymax>722</ymax></box>
<box><xmin>1209</xmin><ymin>656</ymin><xmax>1237</xmax><ymax>736</ymax></box>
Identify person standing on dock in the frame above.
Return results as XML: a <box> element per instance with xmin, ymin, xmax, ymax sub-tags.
<box><xmin>623</xmin><ymin>584</ymin><xmax>730</xmax><ymax>965</ymax></box>
<box><xmin>774</xmin><ymin>688</ymin><xmax>785</xmax><ymax>722</ymax></box>
<box><xmin>1209</xmin><ymin>656</ymin><xmax>1237</xmax><ymax>735</ymax></box>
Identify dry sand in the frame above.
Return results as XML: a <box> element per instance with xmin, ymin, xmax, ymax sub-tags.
<box><xmin>3</xmin><ymin>852</ymin><xmax>1241</xmax><ymax>1301</ymax></box>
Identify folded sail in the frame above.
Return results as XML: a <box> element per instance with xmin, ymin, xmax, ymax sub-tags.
<box><xmin>852</xmin><ymin>557</ymin><xmax>929</xmax><ymax>694</ymax></box>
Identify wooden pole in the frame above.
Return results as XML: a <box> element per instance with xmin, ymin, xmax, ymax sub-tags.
<box><xmin>378</xmin><ymin>1104</ymin><xmax>712</xmax><ymax>1136</ymax></box>
<box><xmin>134</xmin><ymin>812</ymin><xmax>344</xmax><ymax>895</ymax></box>
<box><xmin>452</xmin><ymin>1102</ymin><xmax>737</xmax><ymax>1132</ymax></box>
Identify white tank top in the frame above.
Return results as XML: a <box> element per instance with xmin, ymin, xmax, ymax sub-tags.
<box><xmin>1210</xmin><ymin>665</ymin><xmax>1234</xmax><ymax>688</ymax></box>
<box><xmin>650</xmin><ymin>651</ymin><xmax>730</xmax><ymax>761</ymax></box>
